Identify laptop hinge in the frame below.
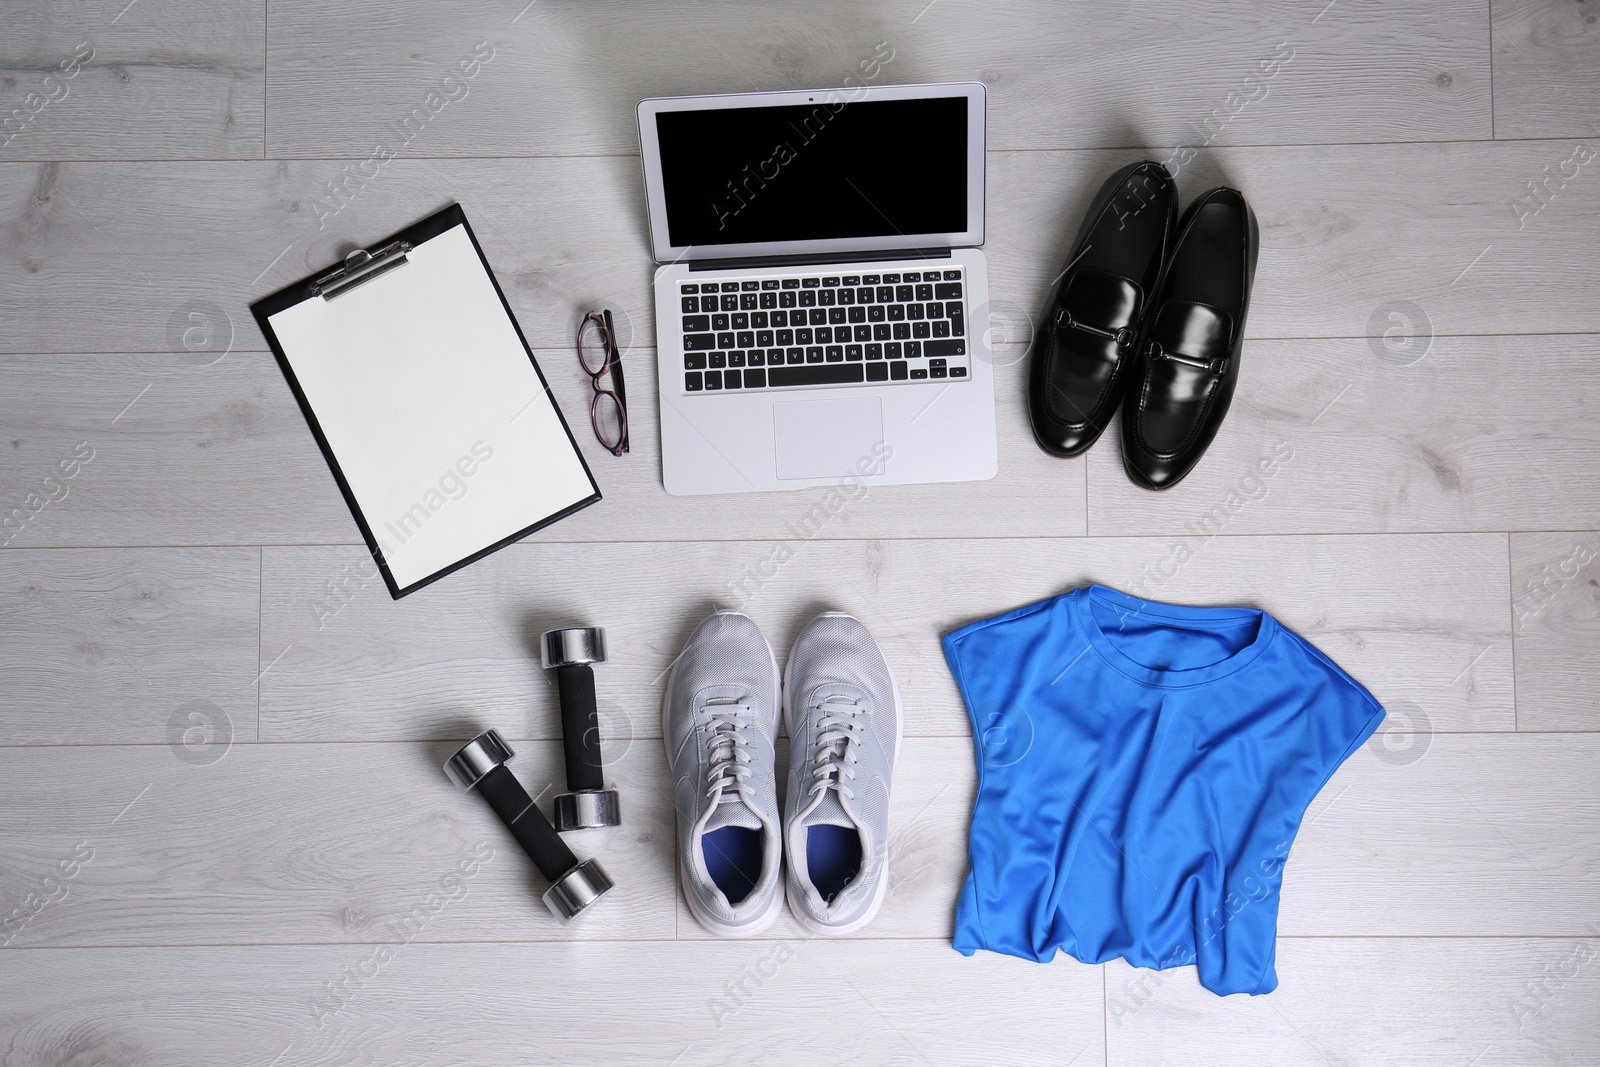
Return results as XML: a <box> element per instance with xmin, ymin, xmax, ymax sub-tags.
<box><xmin>687</xmin><ymin>247</ymin><xmax>954</xmax><ymax>272</ymax></box>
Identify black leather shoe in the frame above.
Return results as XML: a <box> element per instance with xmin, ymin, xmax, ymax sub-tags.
<box><xmin>1120</xmin><ymin>187</ymin><xmax>1259</xmax><ymax>490</ymax></box>
<box><xmin>1027</xmin><ymin>160</ymin><xmax>1177</xmax><ymax>457</ymax></box>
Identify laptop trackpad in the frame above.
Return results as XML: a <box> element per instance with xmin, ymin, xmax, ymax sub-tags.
<box><xmin>772</xmin><ymin>397</ymin><xmax>885</xmax><ymax>481</ymax></box>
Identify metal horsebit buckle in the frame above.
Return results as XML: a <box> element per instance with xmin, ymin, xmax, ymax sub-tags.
<box><xmin>1054</xmin><ymin>307</ymin><xmax>1137</xmax><ymax>352</ymax></box>
<box><xmin>1146</xmin><ymin>339</ymin><xmax>1226</xmax><ymax>373</ymax></box>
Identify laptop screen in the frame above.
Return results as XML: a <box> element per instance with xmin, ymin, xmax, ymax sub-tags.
<box><xmin>654</xmin><ymin>96</ymin><xmax>969</xmax><ymax>249</ymax></box>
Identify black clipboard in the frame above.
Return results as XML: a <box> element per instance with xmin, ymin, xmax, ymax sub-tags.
<box><xmin>251</xmin><ymin>204</ymin><xmax>601</xmax><ymax>599</ymax></box>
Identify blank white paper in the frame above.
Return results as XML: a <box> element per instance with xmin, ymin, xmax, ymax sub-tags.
<box><xmin>267</xmin><ymin>224</ymin><xmax>595</xmax><ymax>590</ymax></box>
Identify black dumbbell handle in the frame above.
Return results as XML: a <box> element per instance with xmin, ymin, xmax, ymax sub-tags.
<box><xmin>473</xmin><ymin>764</ymin><xmax>578</xmax><ymax>882</ymax></box>
<box><xmin>556</xmin><ymin>663</ymin><xmax>605</xmax><ymax>792</ymax></box>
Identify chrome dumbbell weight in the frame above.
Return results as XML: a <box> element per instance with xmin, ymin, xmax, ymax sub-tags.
<box><xmin>540</xmin><ymin>627</ymin><xmax>623</xmax><ymax>831</ymax></box>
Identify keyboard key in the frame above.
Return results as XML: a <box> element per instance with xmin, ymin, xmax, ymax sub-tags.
<box><xmin>731</xmin><ymin>312</ymin><xmax>749</xmax><ymax>329</ymax></box>
<box><xmin>910</xmin><ymin>368</ymin><xmax>928</xmax><ymax>379</ymax></box>
<box><xmin>780</xmin><ymin>290</ymin><xmax>797</xmax><ymax>307</ymax></box>
<box><xmin>935</xmin><ymin>282</ymin><xmax>963</xmax><ymax>300</ymax></box>
<box><xmin>929</xmin><ymin>359</ymin><xmax>947</xmax><ymax>369</ymax></box>
<box><xmin>748</xmin><ymin>349</ymin><xmax>766</xmax><ymax>366</ymax></box>
<box><xmin>709</xmin><ymin>352</ymin><xmax>727</xmax><ymax>369</ymax></box>
<box><xmin>949</xmin><ymin>365</ymin><xmax>968</xmax><ymax>378</ymax></box>
<box><xmin>759</xmin><ymin>291</ymin><xmax>777</xmax><ymax>309</ymax></box>
<box><xmin>853</xmin><ymin>324</ymin><xmax>872</xmax><ymax>342</ymax></box>
<box><xmin>930</xmin><ymin>365</ymin><xmax>948</xmax><ymax>378</ymax></box>
<box><xmin>741</xmin><ymin>280</ymin><xmax>758</xmax><ymax>291</ymax></box>
<box><xmin>927</xmin><ymin>302</ymin><xmax>943</xmax><ymax>318</ymax></box>
<box><xmin>924</xmin><ymin>338</ymin><xmax>967</xmax><ymax>357</ymax></box>
<box><xmin>705</xmin><ymin>370</ymin><xmax>723</xmax><ymax>389</ymax></box>
<box><xmin>885</xmin><ymin>342</ymin><xmax>902</xmax><ymax>359</ymax></box>
<box><xmin>912</xmin><ymin>321</ymin><xmax>931</xmax><ymax>338</ymax></box>
<box><xmin>945</xmin><ymin>270</ymin><xmax>962</xmax><ymax>280</ymax></box>
<box><xmin>866</xmin><ymin>361</ymin><xmax>889</xmax><ymax>382</ymax></box>
<box><xmin>752</xmin><ymin>311</ymin><xmax>768</xmax><ymax>328</ymax></box>
<box><xmin>856</xmin><ymin>287</ymin><xmax>874</xmax><ymax>304</ymax></box>
<box><xmin>682</xmin><ymin>296</ymin><xmax>698</xmax><ymax>312</ymax></box>
<box><xmin>798</xmin><ymin>290</ymin><xmax>816</xmax><ymax>307</ymax></box>
<box><xmin>822</xmin><ymin>276</ymin><xmax>840</xmax><ymax>287</ymax></box>
<box><xmin>771</xmin><ymin>310</ymin><xmax>789</xmax><ymax>327</ymax></box>
<box><xmin>837</xmin><ymin>288</ymin><xmax>854</xmax><ymax>305</ymax></box>
<box><xmin>873</xmin><ymin>323</ymin><xmax>892</xmax><ymax>340</ymax></box>
<box><xmin>768</xmin><ymin>363</ymin><xmax>865</xmax><ymax>387</ymax></box>
<box><xmin>746</xmin><ymin>368</ymin><xmax>767</xmax><ymax>387</ymax></box>
<box><xmin>740</xmin><ymin>293</ymin><xmax>758</xmax><ymax>310</ymax></box>
<box><xmin>828</xmin><ymin>307</ymin><xmax>847</xmax><ymax>324</ymax></box>
<box><xmin>886</xmin><ymin>304</ymin><xmax>905</xmax><ymax>321</ymax></box>
<box><xmin>883</xmin><ymin>273</ymin><xmax>901</xmax><ymax>283</ymax></box>
<box><xmin>890</xmin><ymin>360</ymin><xmax>908</xmax><ymax>380</ymax></box>
<box><xmin>716</xmin><ymin>332</ymin><xmax>735</xmax><ymax>348</ymax></box>
<box><xmin>729</xmin><ymin>351</ymin><xmax>746</xmax><ymax>367</ymax></box>
<box><xmin>756</xmin><ymin>330</ymin><xmax>774</xmax><ymax>347</ymax></box>
<box><xmin>721</xmin><ymin>282</ymin><xmax>740</xmax><ymax>292</ymax></box>
<box><xmin>761</xmin><ymin>279</ymin><xmax>780</xmax><ymax>290</ymax></box>
<box><xmin>896</xmin><ymin>285</ymin><xmax>914</xmax><ymax>301</ymax></box>
<box><xmin>817</xmin><ymin>289</ymin><xmax>836</xmax><ymax>306</ymax></box>
<box><xmin>905</xmin><ymin>340</ymin><xmax>922</xmax><ymax>359</ymax></box>
<box><xmin>720</xmin><ymin>294</ymin><xmax>738</xmax><ymax>311</ymax></box>
<box><xmin>806</xmin><ymin>346</ymin><xmax>824</xmax><ymax>363</ymax></box>
<box><xmin>848</xmin><ymin>306</ymin><xmax>867</xmax><ymax>323</ymax></box>
<box><xmin>815</xmin><ymin>327</ymin><xmax>832</xmax><ymax>343</ymax></box>
<box><xmin>777</xmin><ymin>329</ymin><xmax>794</xmax><ymax>345</ymax></box>
<box><xmin>726</xmin><ymin>368</ymin><xmax>742</xmax><ymax>388</ymax></box>
<box><xmin>948</xmin><ymin>305</ymin><xmax>964</xmax><ymax>335</ymax></box>
<box><xmin>907</xmin><ymin>303</ymin><xmax>925</xmax><ymax>319</ymax></box>
<box><xmin>867</xmin><ymin>305</ymin><xmax>886</xmax><ymax>322</ymax></box>
<box><xmin>893</xmin><ymin>322</ymin><xmax>911</xmax><ymax>339</ymax></box>
<box><xmin>875</xmin><ymin>286</ymin><xmax>894</xmax><ymax>303</ymax></box>
<box><xmin>915</xmin><ymin>283</ymin><xmax>933</xmax><ymax>301</ymax></box>
<box><xmin>682</xmin><ymin>314</ymin><xmax>710</xmax><ymax>332</ymax></box>
<box><xmin>932</xmin><ymin>319</ymin><xmax>951</xmax><ymax>337</ymax></box>
<box><xmin>684</xmin><ymin>333</ymin><xmax>716</xmax><ymax>351</ymax></box>
<box><xmin>712</xmin><ymin>313</ymin><xmax>730</xmax><ymax>330</ymax></box>
<box><xmin>681</xmin><ymin>283</ymin><xmax>700</xmax><ymax>294</ymax></box>
<box><xmin>922</xmin><ymin>270</ymin><xmax>942</xmax><ymax>280</ymax></box>
<box><xmin>786</xmin><ymin>348</ymin><xmax>804</xmax><ymax>364</ymax></box>
<box><xmin>781</xmin><ymin>278</ymin><xmax>800</xmax><ymax>289</ymax></box>
<box><xmin>841</xmin><ymin>275</ymin><xmax>860</xmax><ymax>286</ymax></box>
<box><xmin>845</xmin><ymin>344</ymin><xmax>863</xmax><ymax>360</ymax></box>
<box><xmin>685</xmin><ymin>371</ymin><xmax>703</xmax><ymax>391</ymax></box>
<box><xmin>684</xmin><ymin>352</ymin><xmax>707</xmax><ymax>369</ymax></box>
<box><xmin>904</xmin><ymin>271</ymin><xmax>921</xmax><ymax>282</ymax></box>
<box><xmin>808</xmin><ymin>308</ymin><xmax>827</xmax><ymax>325</ymax></box>
<box><xmin>802</xmin><ymin>277</ymin><xmax>820</xmax><ymax>288</ymax></box>
<box><xmin>736</xmin><ymin>331</ymin><xmax>754</xmax><ymax>347</ymax></box>
<box><xmin>863</xmin><ymin>274</ymin><xmax>881</xmax><ymax>285</ymax></box>
<box><xmin>866</xmin><ymin>343</ymin><xmax>884</xmax><ymax>359</ymax></box>
<box><xmin>825</xmin><ymin>345</ymin><xmax>844</xmax><ymax>362</ymax></box>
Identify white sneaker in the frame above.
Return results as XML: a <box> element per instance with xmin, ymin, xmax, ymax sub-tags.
<box><xmin>782</xmin><ymin>611</ymin><xmax>903</xmax><ymax>935</ymax></box>
<box><xmin>663</xmin><ymin>610</ymin><xmax>784</xmax><ymax>937</ymax></box>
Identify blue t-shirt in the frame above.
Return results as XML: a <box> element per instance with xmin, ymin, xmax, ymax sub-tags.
<box><xmin>942</xmin><ymin>584</ymin><xmax>1385</xmax><ymax>996</ymax></box>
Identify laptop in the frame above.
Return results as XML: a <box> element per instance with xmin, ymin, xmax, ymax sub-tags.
<box><xmin>637</xmin><ymin>82</ymin><xmax>997</xmax><ymax>496</ymax></box>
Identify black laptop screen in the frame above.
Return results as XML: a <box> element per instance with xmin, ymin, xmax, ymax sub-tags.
<box><xmin>654</xmin><ymin>96</ymin><xmax>969</xmax><ymax>248</ymax></box>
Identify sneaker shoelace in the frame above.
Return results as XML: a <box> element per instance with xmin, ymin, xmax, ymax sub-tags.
<box><xmin>703</xmin><ymin>700</ymin><xmax>756</xmax><ymax>806</ymax></box>
<box><xmin>808</xmin><ymin>696</ymin><xmax>866</xmax><ymax>805</ymax></box>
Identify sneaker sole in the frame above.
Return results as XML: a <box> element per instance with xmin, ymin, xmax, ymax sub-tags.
<box><xmin>781</xmin><ymin>611</ymin><xmax>905</xmax><ymax>937</ymax></box>
<box><xmin>663</xmin><ymin>610</ymin><xmax>784</xmax><ymax>939</ymax></box>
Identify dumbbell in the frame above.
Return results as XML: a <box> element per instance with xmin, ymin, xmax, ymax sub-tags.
<box><xmin>443</xmin><ymin>729</ymin><xmax>614</xmax><ymax>922</ymax></box>
<box><xmin>540</xmin><ymin>626</ymin><xmax>622</xmax><ymax>831</ymax></box>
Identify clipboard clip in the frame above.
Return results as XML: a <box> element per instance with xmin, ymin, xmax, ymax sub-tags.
<box><xmin>311</xmin><ymin>240</ymin><xmax>412</xmax><ymax>300</ymax></box>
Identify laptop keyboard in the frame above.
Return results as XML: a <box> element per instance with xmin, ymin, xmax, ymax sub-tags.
<box><xmin>677</xmin><ymin>269</ymin><xmax>970</xmax><ymax>393</ymax></box>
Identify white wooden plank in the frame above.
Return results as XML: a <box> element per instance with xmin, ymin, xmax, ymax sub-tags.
<box><xmin>263</xmin><ymin>0</ymin><xmax>1489</xmax><ymax>157</ymax></box>
<box><xmin>260</xmin><ymin>533</ymin><xmax>1510</xmax><ymax>743</ymax></box>
<box><xmin>0</xmin><ymin>547</ymin><xmax>258</xmax><ymax>746</ymax></box>
<box><xmin>0</xmin><ymin>0</ymin><xmax>263</xmax><ymax>160</ymax></box>
<box><xmin>1511</xmin><ymin>531</ymin><xmax>1600</xmax><ymax>731</ymax></box>
<box><xmin>3</xmin><ymin>141</ymin><xmax>1598</xmax><ymax>358</ymax></box>
<box><xmin>1492</xmin><ymin>0</ymin><xmax>1600</xmax><ymax>140</ymax></box>
<box><xmin>1088</xmin><ymin>334</ymin><xmax>1600</xmax><ymax>535</ymax></box>
<box><xmin>0</xmin><ymin>939</ymin><xmax>1107</xmax><ymax>1067</ymax></box>
<box><xmin>0</xmin><ymin>738</ymin><xmax>677</xmax><ymax>947</ymax></box>
<box><xmin>1106</xmin><ymin>938</ymin><xmax>1600</xmax><ymax>1066</ymax></box>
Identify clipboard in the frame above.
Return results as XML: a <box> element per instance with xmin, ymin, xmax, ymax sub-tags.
<box><xmin>252</xmin><ymin>204</ymin><xmax>601</xmax><ymax>599</ymax></box>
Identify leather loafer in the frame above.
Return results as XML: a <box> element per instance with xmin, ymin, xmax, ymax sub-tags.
<box><xmin>1027</xmin><ymin>160</ymin><xmax>1177</xmax><ymax>457</ymax></box>
<box><xmin>1120</xmin><ymin>187</ymin><xmax>1259</xmax><ymax>490</ymax></box>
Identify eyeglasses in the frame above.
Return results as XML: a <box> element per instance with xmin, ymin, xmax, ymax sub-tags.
<box><xmin>576</xmin><ymin>310</ymin><xmax>629</xmax><ymax>456</ymax></box>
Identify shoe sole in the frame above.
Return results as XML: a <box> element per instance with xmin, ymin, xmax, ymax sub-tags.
<box><xmin>781</xmin><ymin>612</ymin><xmax>906</xmax><ymax>937</ymax></box>
<box><xmin>662</xmin><ymin>610</ymin><xmax>785</xmax><ymax>939</ymax></box>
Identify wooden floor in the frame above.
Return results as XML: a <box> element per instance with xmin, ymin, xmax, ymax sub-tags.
<box><xmin>2</xmin><ymin>1</ymin><xmax>1598</xmax><ymax>1063</ymax></box>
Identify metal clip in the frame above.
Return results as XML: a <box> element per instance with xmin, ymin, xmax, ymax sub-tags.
<box><xmin>311</xmin><ymin>240</ymin><xmax>412</xmax><ymax>300</ymax></box>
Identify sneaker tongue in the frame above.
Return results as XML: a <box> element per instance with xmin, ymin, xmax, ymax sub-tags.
<box><xmin>802</xmin><ymin>789</ymin><xmax>856</xmax><ymax>829</ymax></box>
<box><xmin>704</xmin><ymin>792</ymin><xmax>762</xmax><ymax>831</ymax></box>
